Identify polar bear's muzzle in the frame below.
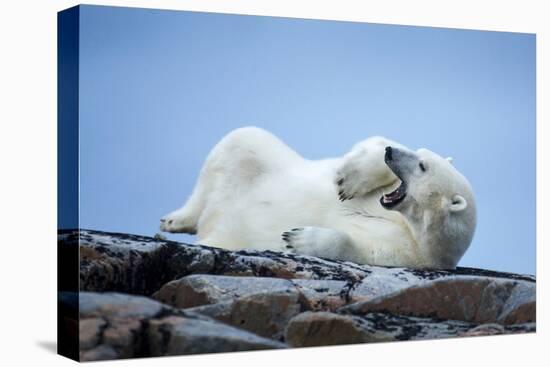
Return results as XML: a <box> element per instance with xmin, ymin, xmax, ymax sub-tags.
<box><xmin>380</xmin><ymin>146</ymin><xmax>415</xmax><ymax>208</ymax></box>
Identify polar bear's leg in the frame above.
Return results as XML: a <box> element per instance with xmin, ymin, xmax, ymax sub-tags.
<box><xmin>282</xmin><ymin>227</ymin><xmax>361</xmax><ymax>262</ymax></box>
<box><xmin>335</xmin><ymin>136</ymin><xmax>407</xmax><ymax>201</ymax></box>
<box><xmin>161</xmin><ymin>127</ymin><xmax>301</xmax><ymax>235</ymax></box>
<box><xmin>159</xmin><ymin>152</ymin><xmax>219</xmax><ymax>234</ymax></box>
<box><xmin>159</xmin><ymin>167</ymin><xmax>211</xmax><ymax>234</ymax></box>
<box><xmin>160</xmin><ymin>130</ymin><xmax>249</xmax><ymax>234</ymax></box>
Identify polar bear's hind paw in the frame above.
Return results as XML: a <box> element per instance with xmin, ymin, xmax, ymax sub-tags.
<box><xmin>159</xmin><ymin>211</ymin><xmax>197</xmax><ymax>234</ymax></box>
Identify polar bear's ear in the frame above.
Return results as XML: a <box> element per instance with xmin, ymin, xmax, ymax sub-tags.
<box><xmin>450</xmin><ymin>194</ymin><xmax>467</xmax><ymax>212</ymax></box>
<box><xmin>446</xmin><ymin>157</ymin><xmax>453</xmax><ymax>164</ymax></box>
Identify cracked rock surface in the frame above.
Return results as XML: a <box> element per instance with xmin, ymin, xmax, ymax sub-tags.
<box><xmin>59</xmin><ymin>229</ymin><xmax>536</xmax><ymax>361</ymax></box>
<box><xmin>77</xmin><ymin>292</ymin><xmax>285</xmax><ymax>361</ymax></box>
<box><xmin>338</xmin><ymin>277</ymin><xmax>536</xmax><ymax>325</ymax></box>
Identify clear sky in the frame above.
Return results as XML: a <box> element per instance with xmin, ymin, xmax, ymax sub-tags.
<box><xmin>76</xmin><ymin>5</ymin><xmax>535</xmax><ymax>274</ymax></box>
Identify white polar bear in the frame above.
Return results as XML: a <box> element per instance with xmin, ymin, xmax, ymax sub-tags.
<box><xmin>160</xmin><ymin>127</ymin><xmax>477</xmax><ymax>269</ymax></box>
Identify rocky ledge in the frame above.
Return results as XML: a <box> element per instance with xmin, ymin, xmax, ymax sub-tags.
<box><xmin>58</xmin><ymin>229</ymin><xmax>536</xmax><ymax>361</ymax></box>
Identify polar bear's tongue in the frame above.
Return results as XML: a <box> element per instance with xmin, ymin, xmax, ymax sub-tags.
<box><xmin>381</xmin><ymin>181</ymin><xmax>407</xmax><ymax>207</ymax></box>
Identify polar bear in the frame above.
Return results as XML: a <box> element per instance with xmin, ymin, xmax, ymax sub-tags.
<box><xmin>160</xmin><ymin>127</ymin><xmax>476</xmax><ymax>269</ymax></box>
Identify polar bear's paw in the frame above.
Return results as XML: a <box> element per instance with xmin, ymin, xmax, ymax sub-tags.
<box><xmin>281</xmin><ymin>227</ymin><xmax>329</xmax><ymax>257</ymax></box>
<box><xmin>282</xmin><ymin>228</ymin><xmax>305</xmax><ymax>249</ymax></box>
<box><xmin>335</xmin><ymin>174</ymin><xmax>361</xmax><ymax>201</ymax></box>
<box><xmin>282</xmin><ymin>226</ymin><xmax>354</xmax><ymax>261</ymax></box>
<box><xmin>160</xmin><ymin>209</ymin><xmax>197</xmax><ymax>234</ymax></box>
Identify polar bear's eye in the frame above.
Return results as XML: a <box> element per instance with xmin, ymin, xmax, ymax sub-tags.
<box><xmin>419</xmin><ymin>162</ymin><xmax>426</xmax><ymax>172</ymax></box>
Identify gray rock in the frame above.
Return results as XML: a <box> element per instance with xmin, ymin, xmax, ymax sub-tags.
<box><xmin>70</xmin><ymin>229</ymin><xmax>373</xmax><ymax>297</ymax></box>
<box><xmin>80</xmin><ymin>345</ymin><xmax>118</xmax><ymax>362</ymax></box>
<box><xmin>148</xmin><ymin>316</ymin><xmax>286</xmax><ymax>356</ymax></box>
<box><xmin>339</xmin><ymin>276</ymin><xmax>536</xmax><ymax>325</ymax></box>
<box><xmin>459</xmin><ymin>322</ymin><xmax>536</xmax><ymax>337</ymax></box>
<box><xmin>80</xmin><ymin>292</ymin><xmax>164</xmax><ymax>319</ymax></box>
<box><xmin>67</xmin><ymin>229</ymin><xmax>535</xmax><ymax>298</ymax></box>
<box><xmin>69</xmin><ymin>230</ymin><xmax>216</xmax><ymax>295</ymax></box>
<box><xmin>498</xmin><ymin>281</ymin><xmax>536</xmax><ymax>324</ymax></box>
<box><xmin>77</xmin><ymin>291</ymin><xmax>286</xmax><ymax>361</ymax></box>
<box><xmin>459</xmin><ymin>323</ymin><xmax>506</xmax><ymax>337</ymax></box>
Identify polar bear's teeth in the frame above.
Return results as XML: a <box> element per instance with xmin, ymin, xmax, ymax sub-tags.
<box><xmin>384</xmin><ymin>189</ymin><xmax>398</xmax><ymax>201</ymax></box>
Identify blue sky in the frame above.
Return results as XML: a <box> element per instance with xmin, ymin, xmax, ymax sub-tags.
<box><xmin>76</xmin><ymin>5</ymin><xmax>535</xmax><ymax>274</ymax></box>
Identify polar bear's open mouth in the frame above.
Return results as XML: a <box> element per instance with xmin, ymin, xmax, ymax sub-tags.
<box><xmin>380</xmin><ymin>181</ymin><xmax>407</xmax><ymax>208</ymax></box>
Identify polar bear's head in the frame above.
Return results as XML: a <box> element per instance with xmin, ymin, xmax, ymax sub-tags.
<box><xmin>381</xmin><ymin>146</ymin><xmax>477</xmax><ymax>269</ymax></box>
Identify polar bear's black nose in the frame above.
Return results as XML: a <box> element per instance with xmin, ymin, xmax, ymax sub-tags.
<box><xmin>385</xmin><ymin>146</ymin><xmax>393</xmax><ymax>161</ymax></box>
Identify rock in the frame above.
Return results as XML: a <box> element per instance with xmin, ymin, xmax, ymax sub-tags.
<box><xmin>153</xmin><ymin>274</ymin><xmax>362</xmax><ymax>311</ymax></box>
<box><xmin>80</xmin><ymin>291</ymin><xmax>164</xmax><ymax>319</ymax></box>
<box><xmin>339</xmin><ymin>277</ymin><xmax>535</xmax><ymax>325</ymax></box>
<box><xmin>187</xmin><ymin>289</ymin><xmax>302</xmax><ymax>340</ymax></box>
<box><xmin>71</xmin><ymin>230</ymin><xmax>376</xmax><ymax>295</ymax></box>
<box><xmin>152</xmin><ymin>275</ymin><xmax>295</xmax><ymax>308</ymax></box>
<box><xmin>151</xmin><ymin>274</ymin><xmax>394</xmax><ymax>338</ymax></box>
<box><xmin>285</xmin><ymin>311</ymin><xmax>536</xmax><ymax>347</ymax></box>
<box><xmin>80</xmin><ymin>345</ymin><xmax>118</xmax><ymax>362</ymax></box>
<box><xmin>460</xmin><ymin>323</ymin><xmax>507</xmax><ymax>337</ymax></box>
<box><xmin>285</xmin><ymin>311</ymin><xmax>476</xmax><ymax>347</ymax></box>
<box><xmin>291</xmin><ymin>279</ymin><xmax>359</xmax><ymax>311</ymax></box>
<box><xmin>459</xmin><ymin>322</ymin><xmax>535</xmax><ymax>337</ymax></box>
<box><xmin>78</xmin><ymin>292</ymin><xmax>164</xmax><ymax>360</ymax></box>
<box><xmin>148</xmin><ymin>316</ymin><xmax>285</xmax><ymax>356</ymax></box>
<box><xmin>498</xmin><ymin>281</ymin><xmax>536</xmax><ymax>324</ymax></box>
<box><xmin>153</xmin><ymin>275</ymin><xmax>378</xmax><ymax>338</ymax></box>
<box><xmin>154</xmin><ymin>274</ymin><xmax>364</xmax><ymax>312</ymax></box>
<box><xmin>58</xmin><ymin>230</ymin><xmax>537</xmax><ymax>360</ymax></box>
<box><xmin>285</xmin><ymin>312</ymin><xmax>392</xmax><ymax>347</ymax></box>
<box><xmin>66</xmin><ymin>230</ymin><xmax>216</xmax><ymax>296</ymax></box>
<box><xmin>67</xmin><ymin>229</ymin><xmax>535</xmax><ymax>298</ymax></box>
<box><xmin>77</xmin><ymin>292</ymin><xmax>286</xmax><ymax>361</ymax></box>
<box><xmin>79</xmin><ymin>318</ymin><xmax>106</xmax><ymax>350</ymax></box>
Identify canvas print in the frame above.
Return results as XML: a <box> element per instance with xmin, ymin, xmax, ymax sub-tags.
<box><xmin>57</xmin><ymin>5</ymin><xmax>536</xmax><ymax>362</ymax></box>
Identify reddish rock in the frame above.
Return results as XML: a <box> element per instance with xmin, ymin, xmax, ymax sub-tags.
<box><xmin>77</xmin><ymin>292</ymin><xmax>285</xmax><ymax>361</ymax></box>
<box><xmin>339</xmin><ymin>277</ymin><xmax>535</xmax><ymax>325</ymax></box>
<box><xmin>153</xmin><ymin>275</ymin><xmax>294</xmax><ymax>308</ymax></box>
<box><xmin>188</xmin><ymin>289</ymin><xmax>302</xmax><ymax>340</ymax></box>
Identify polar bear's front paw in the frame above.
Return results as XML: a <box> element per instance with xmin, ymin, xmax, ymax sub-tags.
<box><xmin>335</xmin><ymin>169</ymin><xmax>368</xmax><ymax>201</ymax></box>
<box><xmin>282</xmin><ymin>226</ymin><xmax>354</xmax><ymax>261</ymax></box>
<box><xmin>281</xmin><ymin>227</ymin><xmax>321</xmax><ymax>257</ymax></box>
<box><xmin>335</xmin><ymin>174</ymin><xmax>359</xmax><ymax>201</ymax></box>
<box><xmin>282</xmin><ymin>228</ymin><xmax>302</xmax><ymax>249</ymax></box>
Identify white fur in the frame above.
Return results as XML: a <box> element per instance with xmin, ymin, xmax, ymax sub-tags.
<box><xmin>161</xmin><ymin>127</ymin><xmax>476</xmax><ymax>269</ymax></box>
